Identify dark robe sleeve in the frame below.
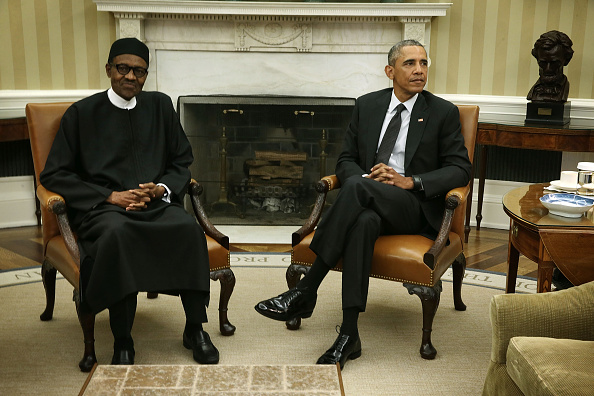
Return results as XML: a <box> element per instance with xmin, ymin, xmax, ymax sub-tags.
<box><xmin>40</xmin><ymin>105</ymin><xmax>113</xmax><ymax>214</ymax></box>
<box><xmin>154</xmin><ymin>95</ymin><xmax>193</xmax><ymax>203</ymax></box>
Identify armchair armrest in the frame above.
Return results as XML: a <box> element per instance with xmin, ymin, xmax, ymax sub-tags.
<box><xmin>489</xmin><ymin>281</ymin><xmax>594</xmax><ymax>364</ymax></box>
<box><xmin>446</xmin><ymin>185</ymin><xmax>470</xmax><ymax>203</ymax></box>
<box><xmin>37</xmin><ymin>184</ymin><xmax>66</xmax><ymax>213</ymax></box>
<box><xmin>36</xmin><ymin>184</ymin><xmax>80</xmax><ymax>265</ymax></box>
<box><xmin>188</xmin><ymin>179</ymin><xmax>229</xmax><ymax>250</ymax></box>
<box><xmin>292</xmin><ymin>175</ymin><xmax>341</xmax><ymax>246</ymax></box>
<box><xmin>423</xmin><ymin>185</ymin><xmax>468</xmax><ymax>269</ymax></box>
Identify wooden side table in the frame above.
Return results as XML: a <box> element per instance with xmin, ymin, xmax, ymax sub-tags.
<box><xmin>465</xmin><ymin>122</ymin><xmax>594</xmax><ymax>242</ymax></box>
<box><xmin>0</xmin><ymin>118</ymin><xmax>41</xmax><ymax>226</ymax></box>
<box><xmin>502</xmin><ymin>183</ymin><xmax>594</xmax><ymax>293</ymax></box>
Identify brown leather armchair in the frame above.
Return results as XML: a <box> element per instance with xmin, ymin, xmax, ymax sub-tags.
<box><xmin>26</xmin><ymin>102</ymin><xmax>236</xmax><ymax>372</ymax></box>
<box><xmin>287</xmin><ymin>105</ymin><xmax>479</xmax><ymax>359</ymax></box>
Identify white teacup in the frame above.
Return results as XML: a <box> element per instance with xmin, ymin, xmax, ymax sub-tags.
<box><xmin>560</xmin><ymin>170</ymin><xmax>578</xmax><ymax>186</ymax></box>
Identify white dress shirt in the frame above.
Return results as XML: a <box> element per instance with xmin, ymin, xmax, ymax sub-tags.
<box><xmin>376</xmin><ymin>92</ymin><xmax>419</xmax><ymax>176</ymax></box>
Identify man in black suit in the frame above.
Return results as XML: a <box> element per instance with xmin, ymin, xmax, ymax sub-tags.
<box><xmin>255</xmin><ymin>40</ymin><xmax>472</xmax><ymax>369</ymax></box>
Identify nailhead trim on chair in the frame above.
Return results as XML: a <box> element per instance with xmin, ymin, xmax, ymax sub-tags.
<box><xmin>322</xmin><ymin>176</ymin><xmax>335</xmax><ymax>190</ymax></box>
<box><xmin>448</xmin><ymin>191</ymin><xmax>464</xmax><ymax>200</ymax></box>
<box><xmin>46</xmin><ymin>196</ymin><xmax>65</xmax><ymax>211</ymax></box>
<box><xmin>290</xmin><ymin>254</ymin><xmax>435</xmax><ymax>287</ymax></box>
<box><xmin>209</xmin><ymin>252</ymin><xmax>231</xmax><ymax>272</ymax></box>
<box><xmin>209</xmin><ymin>265</ymin><xmax>230</xmax><ymax>271</ymax></box>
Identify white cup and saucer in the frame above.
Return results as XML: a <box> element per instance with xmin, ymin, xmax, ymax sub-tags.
<box><xmin>549</xmin><ymin>171</ymin><xmax>581</xmax><ymax>192</ymax></box>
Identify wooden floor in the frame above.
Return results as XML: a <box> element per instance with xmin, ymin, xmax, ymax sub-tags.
<box><xmin>0</xmin><ymin>225</ymin><xmax>538</xmax><ymax>278</ymax></box>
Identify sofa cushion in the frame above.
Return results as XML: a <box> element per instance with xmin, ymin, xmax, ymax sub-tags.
<box><xmin>506</xmin><ymin>336</ymin><xmax>594</xmax><ymax>396</ymax></box>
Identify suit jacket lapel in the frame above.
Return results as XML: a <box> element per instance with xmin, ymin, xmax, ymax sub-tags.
<box><xmin>365</xmin><ymin>89</ymin><xmax>392</xmax><ymax>170</ymax></box>
<box><xmin>404</xmin><ymin>92</ymin><xmax>429</xmax><ymax>171</ymax></box>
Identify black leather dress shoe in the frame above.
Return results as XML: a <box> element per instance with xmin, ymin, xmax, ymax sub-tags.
<box><xmin>111</xmin><ymin>347</ymin><xmax>135</xmax><ymax>365</ymax></box>
<box><xmin>316</xmin><ymin>332</ymin><xmax>361</xmax><ymax>370</ymax></box>
<box><xmin>183</xmin><ymin>330</ymin><xmax>219</xmax><ymax>364</ymax></box>
<box><xmin>254</xmin><ymin>288</ymin><xmax>317</xmax><ymax>322</ymax></box>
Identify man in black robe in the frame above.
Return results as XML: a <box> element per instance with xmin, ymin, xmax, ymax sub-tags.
<box><xmin>40</xmin><ymin>38</ymin><xmax>219</xmax><ymax>366</ymax></box>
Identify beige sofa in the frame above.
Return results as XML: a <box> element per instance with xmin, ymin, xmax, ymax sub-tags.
<box><xmin>482</xmin><ymin>281</ymin><xmax>594</xmax><ymax>396</ymax></box>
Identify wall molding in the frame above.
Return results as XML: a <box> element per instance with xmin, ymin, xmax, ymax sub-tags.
<box><xmin>3</xmin><ymin>90</ymin><xmax>593</xmax><ymax>121</ymax></box>
<box><xmin>441</xmin><ymin>93</ymin><xmax>594</xmax><ymax>129</ymax></box>
<box><xmin>0</xmin><ymin>90</ymin><xmax>101</xmax><ymax>119</ymax></box>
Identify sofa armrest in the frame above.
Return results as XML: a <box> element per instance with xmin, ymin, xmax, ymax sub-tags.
<box><xmin>489</xmin><ymin>281</ymin><xmax>594</xmax><ymax>364</ymax></box>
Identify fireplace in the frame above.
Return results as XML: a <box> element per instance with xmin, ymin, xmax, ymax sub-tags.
<box><xmin>178</xmin><ymin>95</ymin><xmax>355</xmax><ymax>225</ymax></box>
<box><xmin>93</xmin><ymin>1</ymin><xmax>451</xmax><ymax>225</ymax></box>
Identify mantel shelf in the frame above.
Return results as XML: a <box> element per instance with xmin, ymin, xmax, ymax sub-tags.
<box><xmin>93</xmin><ymin>0</ymin><xmax>452</xmax><ymax>18</ymax></box>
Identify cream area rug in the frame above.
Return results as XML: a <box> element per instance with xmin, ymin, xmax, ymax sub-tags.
<box><xmin>0</xmin><ymin>253</ymin><xmax>535</xmax><ymax>395</ymax></box>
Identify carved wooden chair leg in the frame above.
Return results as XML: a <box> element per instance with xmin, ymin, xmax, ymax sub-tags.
<box><xmin>285</xmin><ymin>263</ymin><xmax>310</xmax><ymax>330</ymax></box>
<box><xmin>452</xmin><ymin>254</ymin><xmax>467</xmax><ymax>311</ymax></box>
<box><xmin>210</xmin><ymin>268</ymin><xmax>236</xmax><ymax>336</ymax></box>
<box><xmin>75</xmin><ymin>294</ymin><xmax>97</xmax><ymax>372</ymax></box>
<box><xmin>286</xmin><ymin>263</ymin><xmax>310</xmax><ymax>289</ymax></box>
<box><xmin>404</xmin><ymin>281</ymin><xmax>442</xmax><ymax>360</ymax></box>
<box><xmin>39</xmin><ymin>259</ymin><xmax>57</xmax><ymax>321</ymax></box>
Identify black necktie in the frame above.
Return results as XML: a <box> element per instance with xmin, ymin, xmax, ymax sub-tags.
<box><xmin>375</xmin><ymin>103</ymin><xmax>406</xmax><ymax>165</ymax></box>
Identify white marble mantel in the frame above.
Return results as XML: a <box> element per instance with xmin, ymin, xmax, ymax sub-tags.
<box><xmin>93</xmin><ymin>1</ymin><xmax>451</xmax><ymax>101</ymax></box>
<box><xmin>94</xmin><ymin>0</ymin><xmax>450</xmax><ymax>16</ymax></box>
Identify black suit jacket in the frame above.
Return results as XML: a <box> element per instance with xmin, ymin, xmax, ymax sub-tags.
<box><xmin>335</xmin><ymin>88</ymin><xmax>472</xmax><ymax>234</ymax></box>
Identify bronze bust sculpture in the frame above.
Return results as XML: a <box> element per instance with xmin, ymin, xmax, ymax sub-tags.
<box><xmin>527</xmin><ymin>30</ymin><xmax>574</xmax><ymax>103</ymax></box>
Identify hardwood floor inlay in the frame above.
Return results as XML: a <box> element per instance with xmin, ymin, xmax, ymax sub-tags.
<box><xmin>0</xmin><ymin>248</ymin><xmax>40</xmax><ymax>270</ymax></box>
<box><xmin>0</xmin><ymin>227</ymin><xmax>43</xmax><ymax>270</ymax></box>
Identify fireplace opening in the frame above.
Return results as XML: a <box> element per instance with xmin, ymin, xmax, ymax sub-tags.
<box><xmin>178</xmin><ymin>95</ymin><xmax>355</xmax><ymax>225</ymax></box>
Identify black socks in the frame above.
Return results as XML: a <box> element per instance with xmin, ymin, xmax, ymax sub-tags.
<box><xmin>297</xmin><ymin>257</ymin><xmax>330</xmax><ymax>295</ymax></box>
<box><xmin>184</xmin><ymin>321</ymin><xmax>204</xmax><ymax>336</ymax></box>
<box><xmin>297</xmin><ymin>257</ymin><xmax>360</xmax><ymax>339</ymax></box>
<box><xmin>341</xmin><ymin>308</ymin><xmax>360</xmax><ymax>339</ymax></box>
<box><xmin>113</xmin><ymin>337</ymin><xmax>134</xmax><ymax>350</ymax></box>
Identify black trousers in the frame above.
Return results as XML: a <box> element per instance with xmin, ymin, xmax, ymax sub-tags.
<box><xmin>309</xmin><ymin>176</ymin><xmax>426</xmax><ymax>311</ymax></box>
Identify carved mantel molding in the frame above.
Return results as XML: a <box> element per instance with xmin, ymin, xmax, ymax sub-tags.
<box><xmin>92</xmin><ymin>1</ymin><xmax>453</xmax><ymax>101</ymax></box>
<box><xmin>94</xmin><ymin>1</ymin><xmax>451</xmax><ymax>18</ymax></box>
<box><xmin>94</xmin><ymin>1</ymin><xmax>451</xmax><ymax>51</ymax></box>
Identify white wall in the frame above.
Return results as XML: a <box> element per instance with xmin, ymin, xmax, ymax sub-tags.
<box><xmin>0</xmin><ymin>176</ymin><xmax>38</xmax><ymax>228</ymax></box>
